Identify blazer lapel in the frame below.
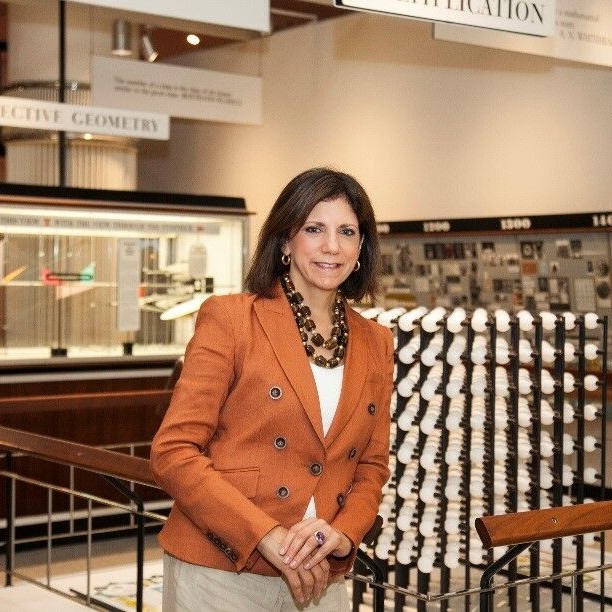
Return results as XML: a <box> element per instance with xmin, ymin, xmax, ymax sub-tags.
<box><xmin>324</xmin><ymin>305</ymin><xmax>369</xmax><ymax>447</ymax></box>
<box><xmin>254</xmin><ymin>290</ymin><xmax>324</xmax><ymax>441</ymax></box>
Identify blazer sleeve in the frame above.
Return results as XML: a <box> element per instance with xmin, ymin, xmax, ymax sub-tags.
<box><xmin>150</xmin><ymin>296</ymin><xmax>279</xmax><ymax>571</ymax></box>
<box><xmin>328</xmin><ymin>323</ymin><xmax>394</xmax><ymax>573</ymax></box>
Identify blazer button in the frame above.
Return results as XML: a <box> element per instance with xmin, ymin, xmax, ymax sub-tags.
<box><xmin>309</xmin><ymin>463</ymin><xmax>323</xmax><ymax>476</ymax></box>
<box><xmin>348</xmin><ymin>447</ymin><xmax>357</xmax><ymax>460</ymax></box>
<box><xmin>337</xmin><ymin>493</ymin><xmax>346</xmax><ymax>507</ymax></box>
<box><xmin>367</xmin><ymin>403</ymin><xmax>376</xmax><ymax>415</ymax></box>
<box><xmin>269</xmin><ymin>386</ymin><xmax>282</xmax><ymax>400</ymax></box>
<box><xmin>277</xmin><ymin>486</ymin><xmax>290</xmax><ymax>499</ymax></box>
<box><xmin>274</xmin><ymin>436</ymin><xmax>286</xmax><ymax>449</ymax></box>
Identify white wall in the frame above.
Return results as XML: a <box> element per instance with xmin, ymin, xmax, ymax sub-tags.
<box><xmin>137</xmin><ymin>13</ymin><xmax>612</xmax><ymax>250</ymax></box>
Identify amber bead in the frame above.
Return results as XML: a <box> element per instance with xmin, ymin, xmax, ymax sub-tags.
<box><xmin>311</xmin><ymin>333</ymin><xmax>324</xmax><ymax>347</ymax></box>
<box><xmin>314</xmin><ymin>355</ymin><xmax>328</xmax><ymax>367</ymax></box>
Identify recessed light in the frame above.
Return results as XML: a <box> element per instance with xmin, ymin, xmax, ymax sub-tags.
<box><xmin>186</xmin><ymin>34</ymin><xmax>200</xmax><ymax>46</ymax></box>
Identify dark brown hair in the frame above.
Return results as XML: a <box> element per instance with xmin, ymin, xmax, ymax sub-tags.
<box><xmin>244</xmin><ymin>167</ymin><xmax>381</xmax><ymax>302</ymax></box>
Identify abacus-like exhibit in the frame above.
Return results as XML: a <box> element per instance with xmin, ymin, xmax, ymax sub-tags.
<box><xmin>353</xmin><ymin>305</ymin><xmax>608</xmax><ymax>611</ymax></box>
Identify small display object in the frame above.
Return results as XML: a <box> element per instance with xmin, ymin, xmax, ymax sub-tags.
<box><xmin>0</xmin><ymin>185</ymin><xmax>249</xmax><ymax>362</ymax></box>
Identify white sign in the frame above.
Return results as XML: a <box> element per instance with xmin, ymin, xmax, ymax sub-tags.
<box><xmin>434</xmin><ymin>0</ymin><xmax>612</xmax><ymax>67</ymax></box>
<box><xmin>92</xmin><ymin>56</ymin><xmax>262</xmax><ymax>126</ymax></box>
<box><xmin>117</xmin><ymin>238</ymin><xmax>141</xmax><ymax>332</ymax></box>
<box><xmin>335</xmin><ymin>0</ymin><xmax>556</xmax><ymax>37</ymax></box>
<box><xmin>0</xmin><ymin>96</ymin><xmax>169</xmax><ymax>139</ymax></box>
<box><xmin>66</xmin><ymin>0</ymin><xmax>270</xmax><ymax>33</ymax></box>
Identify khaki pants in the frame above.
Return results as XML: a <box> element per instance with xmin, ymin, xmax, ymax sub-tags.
<box><xmin>162</xmin><ymin>554</ymin><xmax>350</xmax><ymax>611</ymax></box>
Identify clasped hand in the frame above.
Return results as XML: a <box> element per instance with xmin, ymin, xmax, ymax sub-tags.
<box><xmin>257</xmin><ymin>518</ymin><xmax>351</xmax><ymax>604</ymax></box>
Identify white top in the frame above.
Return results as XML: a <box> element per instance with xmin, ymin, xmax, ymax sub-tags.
<box><xmin>303</xmin><ymin>364</ymin><xmax>344</xmax><ymax>518</ymax></box>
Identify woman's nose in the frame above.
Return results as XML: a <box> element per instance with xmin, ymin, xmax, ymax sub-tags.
<box><xmin>322</xmin><ymin>233</ymin><xmax>340</xmax><ymax>253</ymax></box>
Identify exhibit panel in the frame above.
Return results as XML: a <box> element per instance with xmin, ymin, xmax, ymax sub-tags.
<box><xmin>0</xmin><ymin>184</ymin><xmax>249</xmax><ymax>361</ymax></box>
<box><xmin>0</xmin><ymin>184</ymin><xmax>250</xmax><ymax>523</ymax></box>
<box><xmin>378</xmin><ymin>212</ymin><xmax>612</xmax><ymax>349</ymax></box>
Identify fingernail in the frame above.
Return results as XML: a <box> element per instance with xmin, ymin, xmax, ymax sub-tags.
<box><xmin>279</xmin><ymin>547</ymin><xmax>286</xmax><ymax>555</ymax></box>
<box><xmin>290</xmin><ymin>560</ymin><xmax>298</xmax><ymax>569</ymax></box>
<box><xmin>284</xmin><ymin>555</ymin><xmax>292</xmax><ymax>564</ymax></box>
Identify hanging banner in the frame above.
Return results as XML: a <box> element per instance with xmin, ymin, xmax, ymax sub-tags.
<box><xmin>66</xmin><ymin>0</ymin><xmax>270</xmax><ymax>33</ymax></box>
<box><xmin>434</xmin><ymin>0</ymin><xmax>612</xmax><ymax>67</ymax></box>
<box><xmin>0</xmin><ymin>95</ymin><xmax>169</xmax><ymax>139</ymax></box>
<box><xmin>335</xmin><ymin>0</ymin><xmax>556</xmax><ymax>37</ymax></box>
<box><xmin>92</xmin><ymin>56</ymin><xmax>262</xmax><ymax>126</ymax></box>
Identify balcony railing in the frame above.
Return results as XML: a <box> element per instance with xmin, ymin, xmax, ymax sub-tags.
<box><xmin>0</xmin><ymin>424</ymin><xmax>610</xmax><ymax>612</ymax></box>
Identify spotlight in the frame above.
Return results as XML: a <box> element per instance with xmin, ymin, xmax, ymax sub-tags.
<box><xmin>140</xmin><ymin>27</ymin><xmax>158</xmax><ymax>62</ymax></box>
<box><xmin>186</xmin><ymin>34</ymin><xmax>200</xmax><ymax>46</ymax></box>
<box><xmin>112</xmin><ymin>20</ymin><xmax>132</xmax><ymax>56</ymax></box>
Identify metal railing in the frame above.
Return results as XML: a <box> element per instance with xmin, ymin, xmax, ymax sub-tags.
<box><xmin>1</xmin><ymin>425</ymin><xmax>610</xmax><ymax>611</ymax></box>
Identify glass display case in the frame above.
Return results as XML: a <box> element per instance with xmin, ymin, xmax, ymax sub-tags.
<box><xmin>0</xmin><ymin>184</ymin><xmax>250</xmax><ymax>363</ymax></box>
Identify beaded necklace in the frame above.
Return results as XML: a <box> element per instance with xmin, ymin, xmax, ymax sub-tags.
<box><xmin>281</xmin><ymin>273</ymin><xmax>348</xmax><ymax>368</ymax></box>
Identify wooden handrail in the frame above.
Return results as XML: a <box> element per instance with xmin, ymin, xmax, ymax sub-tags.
<box><xmin>0</xmin><ymin>425</ymin><xmax>157</xmax><ymax>487</ymax></box>
<box><xmin>0</xmin><ymin>390</ymin><xmax>173</xmax><ymax>414</ymax></box>
<box><xmin>475</xmin><ymin>500</ymin><xmax>612</xmax><ymax>549</ymax></box>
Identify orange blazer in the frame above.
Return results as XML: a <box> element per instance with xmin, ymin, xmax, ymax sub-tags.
<box><xmin>150</xmin><ymin>285</ymin><xmax>394</xmax><ymax>577</ymax></box>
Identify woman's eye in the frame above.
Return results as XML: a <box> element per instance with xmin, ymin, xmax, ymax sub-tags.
<box><xmin>341</xmin><ymin>228</ymin><xmax>356</xmax><ymax>236</ymax></box>
<box><xmin>304</xmin><ymin>226</ymin><xmax>321</xmax><ymax>233</ymax></box>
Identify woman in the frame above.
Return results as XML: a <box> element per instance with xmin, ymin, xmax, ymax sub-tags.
<box><xmin>150</xmin><ymin>167</ymin><xmax>395</xmax><ymax>610</ymax></box>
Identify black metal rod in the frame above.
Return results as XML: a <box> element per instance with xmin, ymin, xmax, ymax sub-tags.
<box><xmin>503</xmin><ymin>318</ymin><xmax>519</xmax><ymax>612</ymax></box>
<box><xmin>479</xmin><ymin>542</ymin><xmax>532</xmax><ymax>612</ymax></box>
<box><xmin>552</xmin><ymin>316</ymin><xmax>566</xmax><ymax>611</ymax></box>
<box><xmin>356</xmin><ymin>549</ymin><xmax>386</xmax><ymax>612</ymax></box>
<box><xmin>599</xmin><ymin>315</ymin><xmax>608</xmax><ymax>612</ymax></box>
<box><xmin>4</xmin><ymin>452</ymin><xmax>13</xmax><ymax>587</ymax></box>
<box><xmin>529</xmin><ymin>318</ymin><xmax>543</xmax><ymax>611</ymax></box>
<box><xmin>102</xmin><ymin>476</ymin><xmax>145</xmax><ymax>612</ymax></box>
<box><xmin>575</xmin><ymin>316</ymin><xmax>586</xmax><ymax>612</ymax></box>
<box><xmin>58</xmin><ymin>0</ymin><xmax>67</xmax><ymax>187</ymax></box>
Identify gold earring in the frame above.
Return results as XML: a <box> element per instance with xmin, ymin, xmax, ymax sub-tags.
<box><xmin>353</xmin><ymin>260</ymin><xmax>361</xmax><ymax>272</ymax></box>
<box><xmin>281</xmin><ymin>254</ymin><xmax>291</xmax><ymax>266</ymax></box>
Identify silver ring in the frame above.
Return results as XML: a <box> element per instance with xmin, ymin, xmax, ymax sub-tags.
<box><xmin>314</xmin><ymin>530</ymin><xmax>325</xmax><ymax>546</ymax></box>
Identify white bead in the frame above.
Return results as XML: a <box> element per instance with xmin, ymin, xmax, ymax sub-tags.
<box><xmin>563</xmin><ymin>372</ymin><xmax>575</xmax><ymax>393</ymax></box>
<box><xmin>564</xmin><ymin>342</ymin><xmax>576</xmax><ymax>362</ymax></box>
<box><xmin>517</xmin><ymin>310</ymin><xmax>534</xmax><ymax>331</ymax></box>
<box><xmin>539</xmin><ymin>310</ymin><xmax>556</xmax><ymax>331</ymax></box>
<box><xmin>447</xmin><ymin>307</ymin><xmax>466</xmax><ymax>333</ymax></box>
<box><xmin>494</xmin><ymin>309</ymin><xmax>510</xmax><ymax>332</ymax></box>
<box><xmin>584</xmin><ymin>312</ymin><xmax>599</xmax><ymax>330</ymax></box>
<box><xmin>584</xmin><ymin>343</ymin><xmax>598</xmax><ymax>361</ymax></box>
<box><xmin>584</xmin><ymin>375</ymin><xmax>599</xmax><ymax>392</ymax></box>
<box><xmin>562</xmin><ymin>312</ymin><xmax>576</xmax><ymax>330</ymax></box>
<box><xmin>584</xmin><ymin>403</ymin><xmax>598</xmax><ymax>421</ymax></box>
<box><xmin>398</xmin><ymin>306</ymin><xmax>428</xmax><ymax>332</ymax></box>
<box><xmin>471</xmin><ymin>308</ymin><xmax>488</xmax><ymax>332</ymax></box>
<box><xmin>583</xmin><ymin>435</ymin><xmax>598</xmax><ymax>453</ymax></box>
<box><xmin>377</xmin><ymin>307</ymin><xmax>407</xmax><ymax>327</ymax></box>
<box><xmin>421</xmin><ymin>307</ymin><xmax>447</xmax><ymax>333</ymax></box>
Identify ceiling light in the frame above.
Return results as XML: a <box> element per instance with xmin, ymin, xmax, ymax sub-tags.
<box><xmin>111</xmin><ymin>19</ymin><xmax>132</xmax><ymax>56</ymax></box>
<box><xmin>140</xmin><ymin>27</ymin><xmax>158</xmax><ymax>62</ymax></box>
<box><xmin>186</xmin><ymin>34</ymin><xmax>200</xmax><ymax>46</ymax></box>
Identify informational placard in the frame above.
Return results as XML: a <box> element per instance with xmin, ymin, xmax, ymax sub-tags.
<box><xmin>434</xmin><ymin>0</ymin><xmax>612</xmax><ymax>67</ymax></box>
<box><xmin>66</xmin><ymin>0</ymin><xmax>270</xmax><ymax>33</ymax></box>
<box><xmin>92</xmin><ymin>56</ymin><xmax>262</xmax><ymax>126</ymax></box>
<box><xmin>116</xmin><ymin>238</ymin><xmax>140</xmax><ymax>332</ymax></box>
<box><xmin>335</xmin><ymin>0</ymin><xmax>556</xmax><ymax>37</ymax></box>
<box><xmin>0</xmin><ymin>95</ymin><xmax>169</xmax><ymax>139</ymax></box>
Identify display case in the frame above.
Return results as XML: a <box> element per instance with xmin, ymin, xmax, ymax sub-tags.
<box><xmin>0</xmin><ymin>183</ymin><xmax>250</xmax><ymax>363</ymax></box>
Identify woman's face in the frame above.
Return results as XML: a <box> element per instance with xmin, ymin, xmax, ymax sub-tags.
<box><xmin>283</xmin><ymin>196</ymin><xmax>361</xmax><ymax>298</ymax></box>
